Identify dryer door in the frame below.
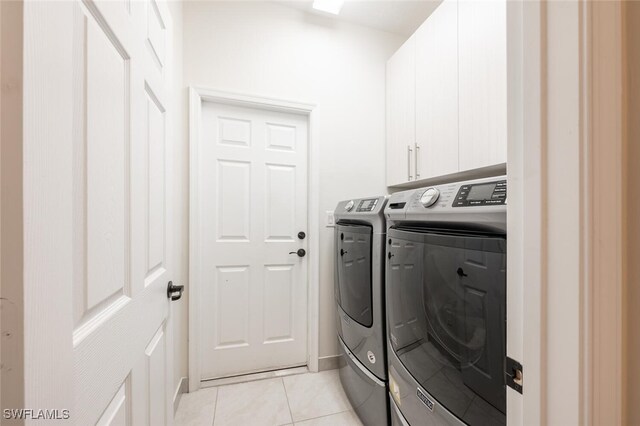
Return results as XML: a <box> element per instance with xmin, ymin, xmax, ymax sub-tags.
<box><xmin>387</xmin><ymin>227</ymin><xmax>506</xmax><ymax>423</ymax></box>
<box><xmin>335</xmin><ymin>223</ymin><xmax>373</xmax><ymax>327</ymax></box>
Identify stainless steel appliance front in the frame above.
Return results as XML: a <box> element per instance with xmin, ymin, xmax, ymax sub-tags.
<box><xmin>334</xmin><ymin>196</ymin><xmax>388</xmax><ymax>425</ymax></box>
<box><xmin>385</xmin><ymin>176</ymin><xmax>507</xmax><ymax>426</ymax></box>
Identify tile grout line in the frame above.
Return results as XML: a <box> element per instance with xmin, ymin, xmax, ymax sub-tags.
<box><xmin>211</xmin><ymin>386</ymin><xmax>220</xmax><ymax>426</ymax></box>
<box><xmin>296</xmin><ymin>408</ymin><xmax>354</xmax><ymax>424</ymax></box>
<box><xmin>285</xmin><ymin>371</ymin><xmax>357</xmax><ymax>425</ymax></box>
<box><xmin>280</xmin><ymin>377</ymin><xmax>296</xmax><ymax>425</ymax></box>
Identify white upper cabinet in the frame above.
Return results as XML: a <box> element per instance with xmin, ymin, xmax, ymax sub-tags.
<box><xmin>415</xmin><ymin>0</ymin><xmax>458</xmax><ymax>180</ymax></box>
<box><xmin>385</xmin><ymin>0</ymin><xmax>507</xmax><ymax>187</ymax></box>
<box><xmin>458</xmin><ymin>0</ymin><xmax>507</xmax><ymax>171</ymax></box>
<box><xmin>386</xmin><ymin>36</ymin><xmax>416</xmax><ymax>186</ymax></box>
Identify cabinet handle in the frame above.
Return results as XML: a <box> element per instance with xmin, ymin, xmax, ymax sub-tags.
<box><xmin>407</xmin><ymin>145</ymin><xmax>413</xmax><ymax>181</ymax></box>
<box><xmin>415</xmin><ymin>144</ymin><xmax>420</xmax><ymax>179</ymax></box>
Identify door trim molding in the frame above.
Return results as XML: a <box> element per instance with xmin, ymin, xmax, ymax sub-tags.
<box><xmin>588</xmin><ymin>1</ymin><xmax>624</xmax><ymax>423</ymax></box>
<box><xmin>508</xmin><ymin>0</ymin><xmax>625</xmax><ymax>423</ymax></box>
<box><xmin>188</xmin><ymin>87</ymin><xmax>318</xmax><ymax>392</ymax></box>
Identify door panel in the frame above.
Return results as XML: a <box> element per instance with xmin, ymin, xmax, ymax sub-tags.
<box><xmin>214</xmin><ymin>266</ymin><xmax>250</xmax><ymax>349</ymax></box>
<box><xmin>97</xmin><ymin>381</ymin><xmax>130</xmax><ymax>426</ymax></box>
<box><xmin>216</xmin><ymin>160</ymin><xmax>251</xmax><ymax>241</ymax></box>
<box><xmin>146</xmin><ymin>326</ymin><xmax>167</xmax><ymax>426</ymax></box>
<box><xmin>145</xmin><ymin>86</ymin><xmax>167</xmax><ymax>278</ymax></box>
<box><xmin>75</xmin><ymin>0</ymin><xmax>131</xmax><ymax>322</ymax></box>
<box><xmin>263</xmin><ymin>265</ymin><xmax>295</xmax><ymax>343</ymax></box>
<box><xmin>69</xmin><ymin>0</ymin><xmax>173</xmax><ymax>424</ymax></box>
<box><xmin>265</xmin><ymin>164</ymin><xmax>296</xmax><ymax>241</ymax></box>
<box><xmin>198</xmin><ymin>102</ymin><xmax>308</xmax><ymax>380</ymax></box>
<box><xmin>267</xmin><ymin>123</ymin><xmax>297</xmax><ymax>151</ymax></box>
<box><xmin>218</xmin><ymin>117</ymin><xmax>251</xmax><ymax>147</ymax></box>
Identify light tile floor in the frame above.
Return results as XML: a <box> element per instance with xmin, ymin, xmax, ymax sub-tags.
<box><xmin>175</xmin><ymin>370</ymin><xmax>363</xmax><ymax>426</ymax></box>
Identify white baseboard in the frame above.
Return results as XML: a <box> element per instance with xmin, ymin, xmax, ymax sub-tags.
<box><xmin>318</xmin><ymin>355</ymin><xmax>341</xmax><ymax>371</ymax></box>
<box><xmin>173</xmin><ymin>377</ymin><xmax>188</xmax><ymax>415</ymax></box>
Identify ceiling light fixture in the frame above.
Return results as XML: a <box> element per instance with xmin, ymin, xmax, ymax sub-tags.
<box><xmin>312</xmin><ymin>0</ymin><xmax>344</xmax><ymax>15</ymax></box>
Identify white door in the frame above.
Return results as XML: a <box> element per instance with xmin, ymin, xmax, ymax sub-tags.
<box><xmin>23</xmin><ymin>0</ymin><xmax>174</xmax><ymax>424</ymax></box>
<box><xmin>195</xmin><ymin>101</ymin><xmax>308</xmax><ymax>380</ymax></box>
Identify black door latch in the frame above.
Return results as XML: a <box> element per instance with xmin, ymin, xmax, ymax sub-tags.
<box><xmin>167</xmin><ymin>281</ymin><xmax>184</xmax><ymax>301</ymax></box>
<box><xmin>505</xmin><ymin>357</ymin><xmax>523</xmax><ymax>394</ymax></box>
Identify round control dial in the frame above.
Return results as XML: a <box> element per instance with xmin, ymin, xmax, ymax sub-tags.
<box><xmin>420</xmin><ymin>188</ymin><xmax>440</xmax><ymax>208</ymax></box>
<box><xmin>345</xmin><ymin>200</ymin><xmax>355</xmax><ymax>211</ymax></box>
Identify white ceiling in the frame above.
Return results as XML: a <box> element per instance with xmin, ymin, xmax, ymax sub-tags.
<box><xmin>275</xmin><ymin>0</ymin><xmax>442</xmax><ymax>37</ymax></box>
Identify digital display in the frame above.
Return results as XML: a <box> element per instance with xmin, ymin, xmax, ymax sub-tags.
<box><xmin>467</xmin><ymin>183</ymin><xmax>496</xmax><ymax>201</ymax></box>
<box><xmin>452</xmin><ymin>180</ymin><xmax>506</xmax><ymax>207</ymax></box>
<box><xmin>357</xmin><ymin>199</ymin><xmax>378</xmax><ymax>212</ymax></box>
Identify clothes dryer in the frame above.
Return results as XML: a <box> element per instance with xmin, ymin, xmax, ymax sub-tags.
<box><xmin>334</xmin><ymin>196</ymin><xmax>389</xmax><ymax>426</ymax></box>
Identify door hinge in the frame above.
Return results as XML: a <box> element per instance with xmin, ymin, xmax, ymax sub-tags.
<box><xmin>506</xmin><ymin>357</ymin><xmax>523</xmax><ymax>394</ymax></box>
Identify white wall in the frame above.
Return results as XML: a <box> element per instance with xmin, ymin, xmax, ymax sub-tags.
<box><xmin>182</xmin><ymin>1</ymin><xmax>403</xmax><ymax>360</ymax></box>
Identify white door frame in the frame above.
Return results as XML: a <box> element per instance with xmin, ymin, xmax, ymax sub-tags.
<box><xmin>188</xmin><ymin>87</ymin><xmax>319</xmax><ymax>392</ymax></box>
<box><xmin>507</xmin><ymin>0</ymin><xmax>625</xmax><ymax>424</ymax></box>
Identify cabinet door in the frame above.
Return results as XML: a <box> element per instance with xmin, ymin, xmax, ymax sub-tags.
<box><xmin>386</xmin><ymin>36</ymin><xmax>416</xmax><ymax>186</ymax></box>
<box><xmin>415</xmin><ymin>0</ymin><xmax>459</xmax><ymax>179</ymax></box>
<box><xmin>458</xmin><ymin>0</ymin><xmax>507</xmax><ymax>171</ymax></box>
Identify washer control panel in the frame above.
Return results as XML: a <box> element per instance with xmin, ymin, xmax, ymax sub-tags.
<box><xmin>453</xmin><ymin>179</ymin><xmax>506</xmax><ymax>207</ymax></box>
<box><xmin>386</xmin><ymin>176</ymin><xmax>507</xmax><ymax>227</ymax></box>
<box><xmin>344</xmin><ymin>200</ymin><xmax>355</xmax><ymax>211</ymax></box>
<box><xmin>356</xmin><ymin>198</ymin><xmax>379</xmax><ymax>212</ymax></box>
<box><xmin>420</xmin><ymin>188</ymin><xmax>440</xmax><ymax>208</ymax></box>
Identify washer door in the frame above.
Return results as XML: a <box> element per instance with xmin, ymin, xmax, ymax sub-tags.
<box><xmin>387</xmin><ymin>227</ymin><xmax>507</xmax><ymax>423</ymax></box>
<box><xmin>335</xmin><ymin>223</ymin><xmax>373</xmax><ymax>327</ymax></box>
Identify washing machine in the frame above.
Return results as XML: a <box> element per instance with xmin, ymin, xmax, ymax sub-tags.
<box><xmin>334</xmin><ymin>196</ymin><xmax>389</xmax><ymax>426</ymax></box>
<box><xmin>385</xmin><ymin>176</ymin><xmax>507</xmax><ymax>426</ymax></box>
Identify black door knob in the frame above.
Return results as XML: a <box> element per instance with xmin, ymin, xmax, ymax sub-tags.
<box><xmin>340</xmin><ymin>248</ymin><xmax>348</xmax><ymax>256</ymax></box>
<box><xmin>298</xmin><ymin>231</ymin><xmax>306</xmax><ymax>240</ymax></box>
<box><xmin>289</xmin><ymin>249</ymin><xmax>306</xmax><ymax>257</ymax></box>
<box><xmin>167</xmin><ymin>281</ymin><xmax>184</xmax><ymax>301</ymax></box>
